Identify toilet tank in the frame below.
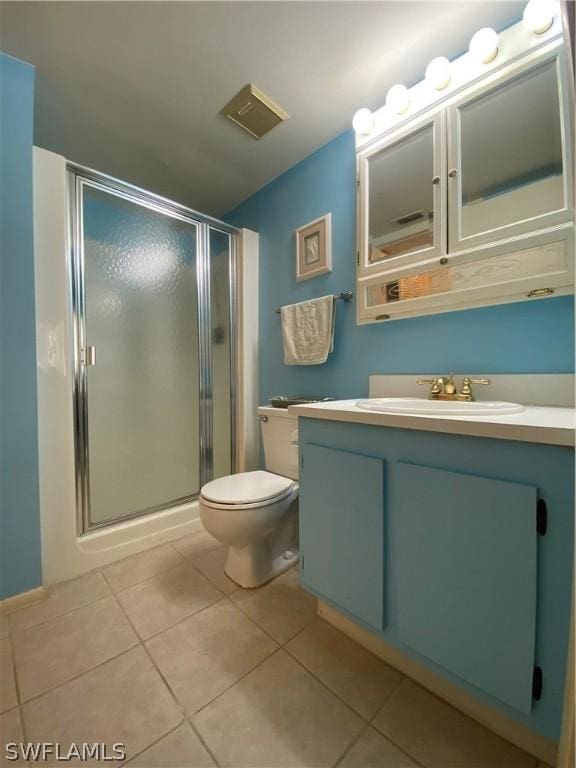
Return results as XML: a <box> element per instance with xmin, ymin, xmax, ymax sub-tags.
<box><xmin>257</xmin><ymin>406</ymin><xmax>299</xmax><ymax>480</ymax></box>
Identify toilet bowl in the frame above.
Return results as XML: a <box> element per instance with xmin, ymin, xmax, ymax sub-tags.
<box><xmin>200</xmin><ymin>470</ymin><xmax>298</xmax><ymax>587</ymax></box>
<box><xmin>199</xmin><ymin>407</ymin><xmax>299</xmax><ymax>588</ymax></box>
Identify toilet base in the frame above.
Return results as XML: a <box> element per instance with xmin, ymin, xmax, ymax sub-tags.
<box><xmin>224</xmin><ymin>499</ymin><xmax>299</xmax><ymax>588</ymax></box>
<box><xmin>225</xmin><ymin>545</ymin><xmax>299</xmax><ymax>588</ymax></box>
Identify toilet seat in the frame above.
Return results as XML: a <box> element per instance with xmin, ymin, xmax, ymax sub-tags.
<box><xmin>200</xmin><ymin>470</ymin><xmax>296</xmax><ymax>510</ymax></box>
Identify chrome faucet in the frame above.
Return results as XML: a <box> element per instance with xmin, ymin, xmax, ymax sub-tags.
<box><xmin>417</xmin><ymin>374</ymin><xmax>491</xmax><ymax>401</ymax></box>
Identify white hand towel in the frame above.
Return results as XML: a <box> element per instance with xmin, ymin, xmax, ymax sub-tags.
<box><xmin>281</xmin><ymin>295</ymin><xmax>335</xmax><ymax>365</ymax></box>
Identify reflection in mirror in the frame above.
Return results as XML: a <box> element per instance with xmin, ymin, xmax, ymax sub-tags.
<box><xmin>459</xmin><ymin>60</ymin><xmax>564</xmax><ymax>239</ymax></box>
<box><xmin>368</xmin><ymin>124</ymin><xmax>434</xmax><ymax>263</ymax></box>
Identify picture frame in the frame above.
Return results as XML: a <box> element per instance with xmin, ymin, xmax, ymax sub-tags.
<box><xmin>295</xmin><ymin>213</ymin><xmax>332</xmax><ymax>281</ymax></box>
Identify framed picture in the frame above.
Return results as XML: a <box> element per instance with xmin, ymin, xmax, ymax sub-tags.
<box><xmin>295</xmin><ymin>213</ymin><xmax>332</xmax><ymax>281</ymax></box>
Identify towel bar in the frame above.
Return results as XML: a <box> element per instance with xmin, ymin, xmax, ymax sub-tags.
<box><xmin>274</xmin><ymin>291</ymin><xmax>353</xmax><ymax>314</ymax></box>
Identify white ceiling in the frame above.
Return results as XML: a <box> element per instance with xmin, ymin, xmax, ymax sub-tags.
<box><xmin>0</xmin><ymin>1</ymin><xmax>524</xmax><ymax>217</ymax></box>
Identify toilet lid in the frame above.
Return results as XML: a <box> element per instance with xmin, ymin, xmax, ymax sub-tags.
<box><xmin>201</xmin><ymin>470</ymin><xmax>295</xmax><ymax>505</ymax></box>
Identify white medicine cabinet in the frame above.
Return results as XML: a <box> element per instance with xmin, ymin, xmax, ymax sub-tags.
<box><xmin>356</xmin><ymin>25</ymin><xmax>574</xmax><ymax>324</ymax></box>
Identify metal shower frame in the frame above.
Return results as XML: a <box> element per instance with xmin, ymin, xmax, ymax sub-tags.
<box><xmin>67</xmin><ymin>162</ymin><xmax>239</xmax><ymax>534</ymax></box>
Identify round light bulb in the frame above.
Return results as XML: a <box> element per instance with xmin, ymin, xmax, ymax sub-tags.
<box><xmin>425</xmin><ymin>57</ymin><xmax>452</xmax><ymax>90</ymax></box>
<box><xmin>352</xmin><ymin>108</ymin><xmax>375</xmax><ymax>135</ymax></box>
<box><xmin>385</xmin><ymin>84</ymin><xmax>410</xmax><ymax>115</ymax></box>
<box><xmin>469</xmin><ymin>28</ymin><xmax>499</xmax><ymax>64</ymax></box>
<box><xmin>523</xmin><ymin>0</ymin><xmax>555</xmax><ymax>33</ymax></box>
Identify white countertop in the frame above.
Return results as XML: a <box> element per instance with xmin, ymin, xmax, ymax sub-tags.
<box><xmin>288</xmin><ymin>400</ymin><xmax>576</xmax><ymax>447</ymax></box>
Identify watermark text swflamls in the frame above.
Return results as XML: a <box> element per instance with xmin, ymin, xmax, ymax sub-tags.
<box><xmin>5</xmin><ymin>743</ymin><xmax>126</xmax><ymax>762</ymax></box>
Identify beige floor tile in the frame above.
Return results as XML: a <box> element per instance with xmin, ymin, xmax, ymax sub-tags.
<box><xmin>14</xmin><ymin>595</ymin><xmax>138</xmax><ymax>701</ymax></box>
<box><xmin>0</xmin><ymin>640</ymin><xmax>17</xmax><ymax>713</ymax></box>
<box><xmin>22</xmin><ymin>647</ymin><xmax>182</xmax><ymax>765</ymax></box>
<box><xmin>102</xmin><ymin>544</ymin><xmax>184</xmax><ymax>592</ymax></box>
<box><xmin>339</xmin><ymin>727</ymin><xmax>418</xmax><ymax>767</ymax></box>
<box><xmin>127</xmin><ymin>723</ymin><xmax>215</xmax><ymax>767</ymax></box>
<box><xmin>193</xmin><ymin>649</ymin><xmax>364</xmax><ymax>767</ymax></box>
<box><xmin>117</xmin><ymin>563</ymin><xmax>222</xmax><ymax>640</ymax></box>
<box><xmin>0</xmin><ymin>615</ymin><xmax>9</xmax><ymax>640</ymax></box>
<box><xmin>373</xmin><ymin>679</ymin><xmax>537</xmax><ymax>768</ymax></box>
<box><xmin>146</xmin><ymin>598</ymin><xmax>277</xmax><ymax>715</ymax></box>
<box><xmin>1</xmin><ymin>708</ymin><xmax>25</xmax><ymax>760</ymax></box>
<box><xmin>9</xmin><ymin>572</ymin><xmax>110</xmax><ymax>633</ymax></box>
<box><xmin>287</xmin><ymin>619</ymin><xmax>402</xmax><ymax>718</ymax></box>
<box><xmin>191</xmin><ymin>547</ymin><xmax>238</xmax><ymax>595</ymax></box>
<box><xmin>230</xmin><ymin>567</ymin><xmax>317</xmax><ymax>643</ymax></box>
<box><xmin>172</xmin><ymin>529</ymin><xmax>221</xmax><ymax>560</ymax></box>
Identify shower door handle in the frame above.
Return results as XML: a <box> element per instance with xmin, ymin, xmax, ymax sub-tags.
<box><xmin>81</xmin><ymin>345</ymin><xmax>96</xmax><ymax>367</ymax></box>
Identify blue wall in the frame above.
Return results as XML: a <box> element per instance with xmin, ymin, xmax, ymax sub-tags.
<box><xmin>0</xmin><ymin>53</ymin><xmax>42</xmax><ymax>599</ymax></box>
<box><xmin>225</xmin><ymin>130</ymin><xmax>574</xmax><ymax>405</ymax></box>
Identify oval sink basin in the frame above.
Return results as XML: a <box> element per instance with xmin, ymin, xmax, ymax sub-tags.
<box><xmin>356</xmin><ymin>398</ymin><xmax>525</xmax><ymax>416</ymax></box>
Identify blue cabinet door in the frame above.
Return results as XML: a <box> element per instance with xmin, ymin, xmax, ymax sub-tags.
<box><xmin>299</xmin><ymin>443</ymin><xmax>385</xmax><ymax>630</ymax></box>
<box><xmin>389</xmin><ymin>461</ymin><xmax>538</xmax><ymax>714</ymax></box>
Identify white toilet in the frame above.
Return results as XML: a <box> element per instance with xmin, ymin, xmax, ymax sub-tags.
<box><xmin>199</xmin><ymin>406</ymin><xmax>299</xmax><ymax>588</ymax></box>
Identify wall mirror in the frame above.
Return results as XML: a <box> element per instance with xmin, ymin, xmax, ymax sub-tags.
<box><xmin>452</xmin><ymin>57</ymin><xmax>566</xmax><ymax>248</ymax></box>
<box><xmin>368</xmin><ymin>124</ymin><xmax>435</xmax><ymax>264</ymax></box>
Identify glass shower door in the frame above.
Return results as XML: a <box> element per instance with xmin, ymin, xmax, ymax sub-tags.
<box><xmin>78</xmin><ymin>183</ymin><xmax>200</xmax><ymax>529</ymax></box>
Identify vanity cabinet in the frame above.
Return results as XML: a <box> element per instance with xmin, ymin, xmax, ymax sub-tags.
<box><xmin>299</xmin><ymin>444</ymin><xmax>384</xmax><ymax>629</ymax></box>
<box><xmin>357</xmin><ymin>37</ymin><xmax>574</xmax><ymax>323</ymax></box>
<box><xmin>298</xmin><ymin>417</ymin><xmax>574</xmax><ymax>742</ymax></box>
<box><xmin>391</xmin><ymin>462</ymin><xmax>537</xmax><ymax>714</ymax></box>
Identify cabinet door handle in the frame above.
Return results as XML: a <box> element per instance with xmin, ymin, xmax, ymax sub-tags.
<box><xmin>432</xmin><ymin>175</ymin><xmax>441</xmax><ymax>185</ymax></box>
<box><xmin>448</xmin><ymin>168</ymin><xmax>457</xmax><ymax>178</ymax></box>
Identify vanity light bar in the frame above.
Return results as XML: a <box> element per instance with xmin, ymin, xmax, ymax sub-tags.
<box><xmin>352</xmin><ymin>0</ymin><xmax>558</xmax><ymax>136</ymax></box>
<box><xmin>425</xmin><ymin>57</ymin><xmax>452</xmax><ymax>91</ymax></box>
<box><xmin>469</xmin><ymin>28</ymin><xmax>499</xmax><ymax>64</ymax></box>
<box><xmin>352</xmin><ymin>108</ymin><xmax>375</xmax><ymax>136</ymax></box>
<box><xmin>523</xmin><ymin>0</ymin><xmax>556</xmax><ymax>33</ymax></box>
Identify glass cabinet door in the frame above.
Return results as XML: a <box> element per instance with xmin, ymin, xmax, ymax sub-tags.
<box><xmin>448</xmin><ymin>52</ymin><xmax>572</xmax><ymax>252</ymax></box>
<box><xmin>358</xmin><ymin>112</ymin><xmax>446</xmax><ymax>277</ymax></box>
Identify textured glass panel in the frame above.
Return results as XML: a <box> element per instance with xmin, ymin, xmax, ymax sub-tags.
<box><xmin>365</xmin><ymin>240</ymin><xmax>566</xmax><ymax>308</ymax></box>
<box><xmin>83</xmin><ymin>186</ymin><xmax>199</xmax><ymax>526</ymax></box>
<box><xmin>368</xmin><ymin>125</ymin><xmax>434</xmax><ymax>263</ymax></box>
<box><xmin>460</xmin><ymin>61</ymin><xmax>564</xmax><ymax>238</ymax></box>
<box><xmin>210</xmin><ymin>229</ymin><xmax>232</xmax><ymax>479</ymax></box>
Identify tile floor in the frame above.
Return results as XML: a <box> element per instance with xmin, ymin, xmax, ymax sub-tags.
<box><xmin>0</xmin><ymin>529</ymin><xmax>548</xmax><ymax>767</ymax></box>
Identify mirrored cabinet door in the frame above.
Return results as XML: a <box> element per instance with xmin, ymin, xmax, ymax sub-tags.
<box><xmin>358</xmin><ymin>113</ymin><xmax>446</xmax><ymax>276</ymax></box>
<box><xmin>448</xmin><ymin>51</ymin><xmax>572</xmax><ymax>252</ymax></box>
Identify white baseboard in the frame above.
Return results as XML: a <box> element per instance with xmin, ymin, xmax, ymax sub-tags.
<box><xmin>0</xmin><ymin>586</ymin><xmax>47</xmax><ymax>615</ymax></box>
<box><xmin>318</xmin><ymin>601</ymin><xmax>557</xmax><ymax>766</ymax></box>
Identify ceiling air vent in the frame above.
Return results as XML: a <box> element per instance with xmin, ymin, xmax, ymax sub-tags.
<box><xmin>222</xmin><ymin>84</ymin><xmax>289</xmax><ymax>139</ymax></box>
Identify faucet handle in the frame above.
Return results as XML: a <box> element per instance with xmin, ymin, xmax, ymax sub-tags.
<box><xmin>462</xmin><ymin>377</ymin><xmax>491</xmax><ymax>386</ymax></box>
<box><xmin>417</xmin><ymin>376</ymin><xmax>443</xmax><ymax>397</ymax></box>
<box><xmin>460</xmin><ymin>377</ymin><xmax>491</xmax><ymax>398</ymax></box>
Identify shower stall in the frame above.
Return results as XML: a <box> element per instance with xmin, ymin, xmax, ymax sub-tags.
<box><xmin>33</xmin><ymin>147</ymin><xmax>254</xmax><ymax>586</ymax></box>
<box><xmin>68</xmin><ymin>165</ymin><xmax>238</xmax><ymax>533</ymax></box>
